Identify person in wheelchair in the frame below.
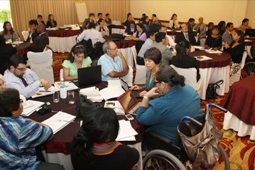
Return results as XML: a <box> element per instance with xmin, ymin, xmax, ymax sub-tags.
<box><xmin>136</xmin><ymin>66</ymin><xmax>202</xmax><ymax>152</ymax></box>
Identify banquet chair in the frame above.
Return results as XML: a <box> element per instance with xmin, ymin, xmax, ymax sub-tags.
<box><xmin>229</xmin><ymin>51</ymin><xmax>248</xmax><ymax>86</ymax></box>
<box><xmin>170</xmin><ymin>65</ymin><xmax>202</xmax><ymax>98</ymax></box>
<box><xmin>133</xmin><ymin>48</ymin><xmax>147</xmax><ymax>85</ymax></box>
<box><xmin>27</xmin><ymin>50</ymin><xmax>54</xmax><ymax>84</ymax></box>
<box><xmin>21</xmin><ymin>30</ymin><xmax>29</xmax><ymax>41</ymax></box>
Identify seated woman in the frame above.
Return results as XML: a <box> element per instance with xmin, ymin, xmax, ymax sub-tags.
<box><xmin>71</xmin><ymin>107</ymin><xmax>139</xmax><ymax>170</ymax></box>
<box><xmin>46</xmin><ymin>14</ymin><xmax>57</xmax><ymax>28</ymax></box>
<box><xmin>127</xmin><ymin>23</ymin><xmax>147</xmax><ymax>41</ymax></box>
<box><xmin>132</xmin><ymin>47</ymin><xmax>161</xmax><ymax>96</ymax></box>
<box><xmin>0</xmin><ymin>21</ymin><xmax>20</xmax><ymax>42</ymax></box>
<box><xmin>172</xmin><ymin>41</ymin><xmax>200</xmax><ymax>81</ymax></box>
<box><xmin>124</xmin><ymin>21</ymin><xmax>136</xmax><ymax>35</ymax></box>
<box><xmin>62</xmin><ymin>44</ymin><xmax>92</xmax><ymax>81</ymax></box>
<box><xmin>223</xmin><ymin>29</ymin><xmax>245</xmax><ymax>75</ymax></box>
<box><xmin>136</xmin><ymin>66</ymin><xmax>202</xmax><ymax>149</ymax></box>
<box><xmin>96</xmin><ymin>19</ymin><xmax>109</xmax><ymax>37</ymax></box>
<box><xmin>205</xmin><ymin>26</ymin><xmax>222</xmax><ymax>50</ymax></box>
<box><xmin>0</xmin><ymin>88</ymin><xmax>64</xmax><ymax>170</ymax></box>
<box><xmin>169</xmin><ymin>13</ymin><xmax>180</xmax><ymax>29</ymax></box>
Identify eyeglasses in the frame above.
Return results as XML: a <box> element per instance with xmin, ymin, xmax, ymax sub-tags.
<box><xmin>16</xmin><ymin>67</ymin><xmax>26</xmax><ymax>72</ymax></box>
<box><xmin>108</xmin><ymin>47</ymin><xmax>118</xmax><ymax>51</ymax></box>
<box><xmin>155</xmin><ymin>80</ymin><xmax>161</xmax><ymax>85</ymax></box>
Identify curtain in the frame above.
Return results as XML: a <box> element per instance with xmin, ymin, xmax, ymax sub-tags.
<box><xmin>10</xmin><ymin>0</ymin><xmax>130</xmax><ymax>36</ymax></box>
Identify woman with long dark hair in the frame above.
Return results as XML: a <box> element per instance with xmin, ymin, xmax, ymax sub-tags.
<box><xmin>1</xmin><ymin>21</ymin><xmax>20</xmax><ymax>42</ymax></box>
<box><xmin>62</xmin><ymin>44</ymin><xmax>92</xmax><ymax>81</ymax></box>
<box><xmin>71</xmin><ymin>107</ymin><xmax>139</xmax><ymax>170</ymax></box>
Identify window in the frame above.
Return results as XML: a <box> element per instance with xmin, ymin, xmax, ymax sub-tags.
<box><xmin>0</xmin><ymin>0</ymin><xmax>11</xmax><ymax>31</ymax></box>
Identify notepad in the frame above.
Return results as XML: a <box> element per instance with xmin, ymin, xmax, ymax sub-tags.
<box><xmin>116</xmin><ymin>120</ymin><xmax>138</xmax><ymax>141</ymax></box>
<box><xmin>195</xmin><ymin>55</ymin><xmax>213</xmax><ymax>61</ymax></box>
<box><xmin>22</xmin><ymin>100</ymin><xmax>44</xmax><ymax>116</ymax></box>
<box><xmin>42</xmin><ymin>111</ymin><xmax>76</xmax><ymax>134</ymax></box>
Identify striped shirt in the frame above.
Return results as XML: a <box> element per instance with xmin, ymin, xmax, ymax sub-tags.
<box><xmin>0</xmin><ymin>116</ymin><xmax>53</xmax><ymax>170</ymax></box>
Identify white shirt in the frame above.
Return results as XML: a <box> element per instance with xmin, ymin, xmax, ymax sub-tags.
<box><xmin>77</xmin><ymin>29</ymin><xmax>105</xmax><ymax>47</ymax></box>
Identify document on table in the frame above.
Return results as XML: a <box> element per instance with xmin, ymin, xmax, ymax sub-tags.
<box><xmin>54</xmin><ymin>81</ymin><xmax>78</xmax><ymax>91</ymax></box>
<box><xmin>42</xmin><ymin>111</ymin><xmax>76</xmax><ymax>134</ymax></box>
<box><xmin>22</xmin><ymin>100</ymin><xmax>44</xmax><ymax>117</ymax></box>
<box><xmin>104</xmin><ymin>101</ymin><xmax>125</xmax><ymax>115</ymax></box>
<box><xmin>205</xmin><ymin>49</ymin><xmax>222</xmax><ymax>54</ymax></box>
<box><xmin>195</xmin><ymin>55</ymin><xmax>213</xmax><ymax>61</ymax></box>
<box><xmin>31</xmin><ymin>86</ymin><xmax>59</xmax><ymax>99</ymax></box>
<box><xmin>79</xmin><ymin>86</ymin><xmax>104</xmax><ymax>102</ymax></box>
<box><xmin>99</xmin><ymin>80</ymin><xmax>125</xmax><ymax>100</ymax></box>
<box><xmin>116</xmin><ymin>120</ymin><xmax>138</xmax><ymax>141</ymax></box>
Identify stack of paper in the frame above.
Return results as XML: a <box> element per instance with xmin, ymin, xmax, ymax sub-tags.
<box><xmin>42</xmin><ymin>111</ymin><xmax>76</xmax><ymax>134</ymax></box>
<box><xmin>116</xmin><ymin>120</ymin><xmax>138</xmax><ymax>141</ymax></box>
<box><xmin>31</xmin><ymin>86</ymin><xmax>59</xmax><ymax>99</ymax></box>
<box><xmin>104</xmin><ymin>101</ymin><xmax>125</xmax><ymax>115</ymax></box>
<box><xmin>22</xmin><ymin>100</ymin><xmax>44</xmax><ymax>116</ymax></box>
<box><xmin>195</xmin><ymin>55</ymin><xmax>213</xmax><ymax>61</ymax></box>
<box><xmin>79</xmin><ymin>87</ymin><xmax>103</xmax><ymax>102</ymax></box>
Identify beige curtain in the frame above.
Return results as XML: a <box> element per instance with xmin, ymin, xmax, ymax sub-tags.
<box><xmin>10</xmin><ymin>0</ymin><xmax>130</xmax><ymax>36</ymax></box>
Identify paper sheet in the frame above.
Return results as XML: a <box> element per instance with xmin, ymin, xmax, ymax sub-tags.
<box><xmin>99</xmin><ymin>80</ymin><xmax>125</xmax><ymax>100</ymax></box>
<box><xmin>54</xmin><ymin>82</ymin><xmax>78</xmax><ymax>91</ymax></box>
<box><xmin>31</xmin><ymin>86</ymin><xmax>59</xmax><ymax>99</ymax></box>
<box><xmin>205</xmin><ymin>49</ymin><xmax>222</xmax><ymax>54</ymax></box>
<box><xmin>42</xmin><ymin>111</ymin><xmax>76</xmax><ymax>134</ymax></box>
<box><xmin>104</xmin><ymin>101</ymin><xmax>125</xmax><ymax>115</ymax></box>
<box><xmin>116</xmin><ymin>120</ymin><xmax>138</xmax><ymax>141</ymax></box>
<box><xmin>22</xmin><ymin>100</ymin><xmax>44</xmax><ymax>116</ymax></box>
<box><xmin>195</xmin><ymin>55</ymin><xmax>213</xmax><ymax>61</ymax></box>
<box><xmin>79</xmin><ymin>87</ymin><xmax>104</xmax><ymax>102</ymax></box>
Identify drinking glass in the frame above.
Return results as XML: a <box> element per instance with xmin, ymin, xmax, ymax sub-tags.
<box><xmin>53</xmin><ymin>91</ymin><xmax>60</xmax><ymax>103</ymax></box>
<box><xmin>68</xmin><ymin>91</ymin><xmax>75</xmax><ymax>104</ymax></box>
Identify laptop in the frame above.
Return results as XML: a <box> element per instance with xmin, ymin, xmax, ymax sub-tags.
<box><xmin>120</xmin><ymin>78</ymin><xmax>143</xmax><ymax>99</ymax></box>
<box><xmin>74</xmin><ymin>65</ymin><xmax>102</xmax><ymax>87</ymax></box>
<box><xmin>117</xmin><ymin>89</ymin><xmax>140</xmax><ymax>115</ymax></box>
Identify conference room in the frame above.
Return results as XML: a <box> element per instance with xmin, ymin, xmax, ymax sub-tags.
<box><xmin>1</xmin><ymin>0</ymin><xmax>255</xmax><ymax>170</ymax></box>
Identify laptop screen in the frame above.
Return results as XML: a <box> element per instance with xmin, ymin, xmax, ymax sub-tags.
<box><xmin>118</xmin><ymin>90</ymin><xmax>138</xmax><ymax>113</ymax></box>
<box><xmin>77</xmin><ymin>65</ymin><xmax>102</xmax><ymax>87</ymax></box>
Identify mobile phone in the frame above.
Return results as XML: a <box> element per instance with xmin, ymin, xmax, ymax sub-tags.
<box><xmin>125</xmin><ymin>114</ymin><xmax>134</xmax><ymax>121</ymax></box>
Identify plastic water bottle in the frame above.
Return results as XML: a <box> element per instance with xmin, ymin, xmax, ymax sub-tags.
<box><xmin>59</xmin><ymin>79</ymin><xmax>67</xmax><ymax>99</ymax></box>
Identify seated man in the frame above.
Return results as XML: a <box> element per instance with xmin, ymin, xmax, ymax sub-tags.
<box><xmin>151</xmin><ymin>32</ymin><xmax>173</xmax><ymax>66</ymax></box>
<box><xmin>4</xmin><ymin>55</ymin><xmax>51</xmax><ymax>98</ymax></box>
<box><xmin>175</xmin><ymin>23</ymin><xmax>198</xmax><ymax>45</ymax></box>
<box><xmin>97</xmin><ymin>41</ymin><xmax>129</xmax><ymax>81</ymax></box>
<box><xmin>28</xmin><ymin>23</ymin><xmax>49</xmax><ymax>52</ymax></box>
<box><xmin>77</xmin><ymin>22</ymin><xmax>105</xmax><ymax>47</ymax></box>
<box><xmin>26</xmin><ymin>19</ymin><xmax>39</xmax><ymax>43</ymax></box>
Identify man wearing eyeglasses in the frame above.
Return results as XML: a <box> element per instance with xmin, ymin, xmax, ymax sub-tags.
<box><xmin>97</xmin><ymin>41</ymin><xmax>129</xmax><ymax>81</ymax></box>
<box><xmin>3</xmin><ymin>55</ymin><xmax>51</xmax><ymax>98</ymax></box>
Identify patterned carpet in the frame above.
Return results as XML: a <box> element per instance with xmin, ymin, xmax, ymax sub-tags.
<box><xmin>202</xmin><ymin>95</ymin><xmax>255</xmax><ymax>170</ymax></box>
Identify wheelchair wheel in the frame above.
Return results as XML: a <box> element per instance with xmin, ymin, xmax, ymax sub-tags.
<box><xmin>143</xmin><ymin>149</ymin><xmax>186</xmax><ymax>170</ymax></box>
<box><xmin>219</xmin><ymin>145</ymin><xmax>230</xmax><ymax>170</ymax></box>
<box><xmin>243</xmin><ymin>62</ymin><xmax>255</xmax><ymax>76</ymax></box>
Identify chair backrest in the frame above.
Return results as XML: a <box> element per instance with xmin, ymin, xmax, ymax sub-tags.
<box><xmin>170</xmin><ymin>65</ymin><xmax>202</xmax><ymax>98</ymax></box>
<box><xmin>27</xmin><ymin>50</ymin><xmax>54</xmax><ymax>84</ymax></box>
<box><xmin>21</xmin><ymin>31</ymin><xmax>29</xmax><ymax>41</ymax></box>
<box><xmin>240</xmin><ymin>51</ymin><xmax>248</xmax><ymax>69</ymax></box>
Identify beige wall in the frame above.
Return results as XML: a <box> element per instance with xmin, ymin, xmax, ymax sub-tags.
<box><xmin>246</xmin><ymin>0</ymin><xmax>255</xmax><ymax>27</ymax></box>
<box><xmin>130</xmin><ymin>0</ymin><xmax>248</xmax><ymax>27</ymax></box>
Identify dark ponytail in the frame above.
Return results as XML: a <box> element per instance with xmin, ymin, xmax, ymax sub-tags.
<box><xmin>175</xmin><ymin>40</ymin><xmax>191</xmax><ymax>57</ymax></box>
<box><xmin>156</xmin><ymin>66</ymin><xmax>185</xmax><ymax>87</ymax></box>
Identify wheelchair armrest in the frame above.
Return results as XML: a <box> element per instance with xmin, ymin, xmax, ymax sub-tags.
<box><xmin>148</xmin><ymin>132</ymin><xmax>181</xmax><ymax>151</ymax></box>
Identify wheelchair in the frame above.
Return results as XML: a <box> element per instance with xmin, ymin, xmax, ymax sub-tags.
<box><xmin>143</xmin><ymin>103</ymin><xmax>230</xmax><ymax>170</ymax></box>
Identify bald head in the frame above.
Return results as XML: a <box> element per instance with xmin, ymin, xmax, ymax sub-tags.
<box><xmin>103</xmin><ymin>41</ymin><xmax>118</xmax><ymax>57</ymax></box>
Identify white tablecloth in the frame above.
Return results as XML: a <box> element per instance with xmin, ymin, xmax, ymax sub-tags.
<box><xmin>199</xmin><ymin>65</ymin><xmax>230</xmax><ymax>100</ymax></box>
<box><xmin>223</xmin><ymin>111</ymin><xmax>255</xmax><ymax>140</ymax></box>
<box><xmin>49</xmin><ymin>35</ymin><xmax>77</xmax><ymax>53</ymax></box>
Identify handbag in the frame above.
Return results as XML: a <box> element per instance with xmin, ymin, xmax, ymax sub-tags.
<box><xmin>76</xmin><ymin>94</ymin><xmax>102</xmax><ymax>118</ymax></box>
<box><xmin>177</xmin><ymin>112</ymin><xmax>223</xmax><ymax>169</ymax></box>
<box><xmin>206</xmin><ymin>80</ymin><xmax>223</xmax><ymax>99</ymax></box>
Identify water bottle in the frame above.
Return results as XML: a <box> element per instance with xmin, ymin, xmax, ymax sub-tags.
<box><xmin>59</xmin><ymin>79</ymin><xmax>67</xmax><ymax>99</ymax></box>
